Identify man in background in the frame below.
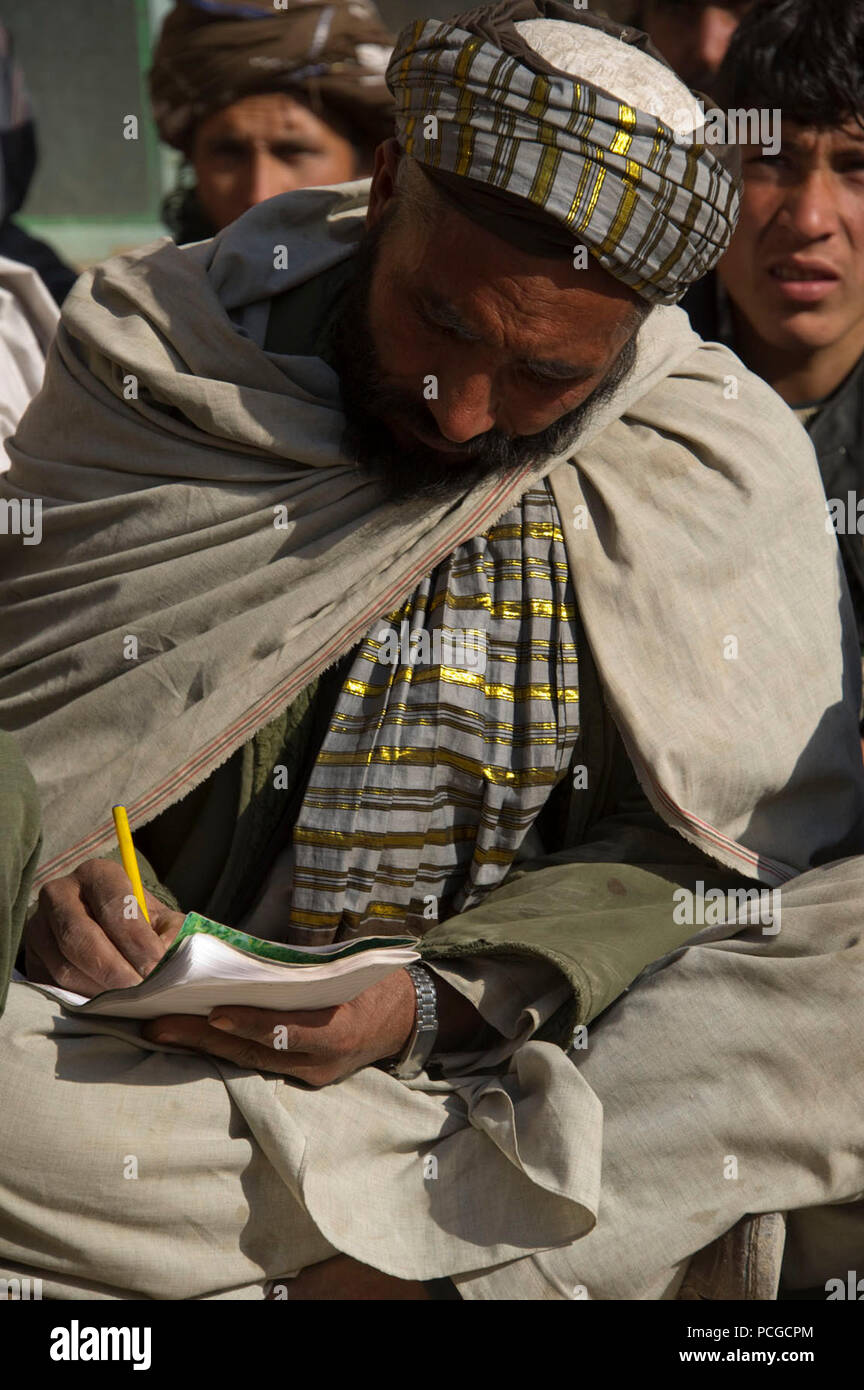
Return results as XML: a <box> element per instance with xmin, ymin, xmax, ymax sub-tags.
<box><xmin>687</xmin><ymin>0</ymin><xmax>864</xmax><ymax>681</ymax></box>
<box><xmin>149</xmin><ymin>0</ymin><xmax>395</xmax><ymax>243</ymax></box>
<box><xmin>609</xmin><ymin>0</ymin><xmax>753</xmax><ymax>90</ymax></box>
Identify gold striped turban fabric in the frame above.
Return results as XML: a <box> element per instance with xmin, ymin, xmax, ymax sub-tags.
<box><xmin>385</xmin><ymin>7</ymin><xmax>740</xmax><ymax>305</ymax></box>
<box><xmin>288</xmin><ymin>482</ymin><xmax>580</xmax><ymax>941</ymax></box>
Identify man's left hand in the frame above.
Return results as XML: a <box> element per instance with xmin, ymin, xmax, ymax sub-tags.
<box><xmin>141</xmin><ymin>967</ymin><xmax>418</xmax><ymax>1085</ymax></box>
<box><xmin>141</xmin><ymin>966</ymin><xmax>491</xmax><ymax>1085</ymax></box>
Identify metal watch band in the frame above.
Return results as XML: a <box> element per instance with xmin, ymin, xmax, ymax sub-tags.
<box><xmin>387</xmin><ymin>963</ymin><xmax>439</xmax><ymax>1080</ymax></box>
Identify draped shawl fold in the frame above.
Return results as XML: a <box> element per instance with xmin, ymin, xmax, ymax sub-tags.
<box><xmin>0</xmin><ymin>181</ymin><xmax>862</xmax><ymax>896</ymax></box>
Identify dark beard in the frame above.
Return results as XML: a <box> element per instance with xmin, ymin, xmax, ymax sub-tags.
<box><xmin>329</xmin><ymin>212</ymin><xmax>639</xmax><ymax>502</ymax></box>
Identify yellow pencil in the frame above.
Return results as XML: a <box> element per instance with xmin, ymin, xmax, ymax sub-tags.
<box><xmin>112</xmin><ymin>804</ymin><xmax>151</xmax><ymax>924</ymax></box>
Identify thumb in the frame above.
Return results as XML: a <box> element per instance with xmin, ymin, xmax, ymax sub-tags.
<box><xmin>143</xmin><ymin>891</ymin><xmax>186</xmax><ymax>945</ymax></box>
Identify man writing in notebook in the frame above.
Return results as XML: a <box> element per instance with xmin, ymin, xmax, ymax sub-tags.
<box><xmin>2</xmin><ymin>2</ymin><xmax>864</xmax><ymax>1301</ymax></box>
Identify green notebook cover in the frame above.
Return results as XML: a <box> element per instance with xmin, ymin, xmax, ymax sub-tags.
<box><xmin>146</xmin><ymin>912</ymin><xmax>417</xmax><ymax>983</ymax></box>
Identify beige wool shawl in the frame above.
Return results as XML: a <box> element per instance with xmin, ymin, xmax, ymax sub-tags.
<box><xmin>0</xmin><ymin>180</ymin><xmax>861</xmax><ymax>888</ymax></box>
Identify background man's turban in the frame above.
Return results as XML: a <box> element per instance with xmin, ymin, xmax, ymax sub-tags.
<box><xmin>386</xmin><ymin>0</ymin><xmax>740</xmax><ymax>305</ymax></box>
<box><xmin>150</xmin><ymin>0</ymin><xmax>395</xmax><ymax>155</ymax></box>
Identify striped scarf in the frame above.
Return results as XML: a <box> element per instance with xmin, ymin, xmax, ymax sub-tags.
<box><xmin>288</xmin><ymin>481</ymin><xmax>580</xmax><ymax>939</ymax></box>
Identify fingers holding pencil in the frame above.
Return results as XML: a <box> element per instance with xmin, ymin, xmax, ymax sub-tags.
<box><xmin>25</xmin><ymin>859</ymin><xmax>185</xmax><ymax>996</ymax></box>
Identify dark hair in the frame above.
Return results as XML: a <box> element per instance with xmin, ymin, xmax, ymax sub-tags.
<box><xmin>716</xmin><ymin>0</ymin><xmax>864</xmax><ymax>130</ymax></box>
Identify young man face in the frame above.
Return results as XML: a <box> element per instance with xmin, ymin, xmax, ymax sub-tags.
<box><xmin>191</xmin><ymin>92</ymin><xmax>362</xmax><ymax>231</ymax></box>
<box><xmin>717</xmin><ymin>120</ymin><xmax>864</xmax><ymax>363</ymax></box>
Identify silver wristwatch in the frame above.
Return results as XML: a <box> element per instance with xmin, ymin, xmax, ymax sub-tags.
<box><xmin>387</xmin><ymin>963</ymin><xmax>438</xmax><ymax>1080</ymax></box>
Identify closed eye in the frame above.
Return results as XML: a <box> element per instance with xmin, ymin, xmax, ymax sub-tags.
<box><xmin>420</xmin><ymin>313</ymin><xmax>479</xmax><ymax>344</ymax></box>
<box><xmin>414</xmin><ymin>295</ymin><xmax>481</xmax><ymax>342</ymax></box>
<box><xmin>413</xmin><ymin>292</ymin><xmax>590</xmax><ymax>385</ymax></box>
<box><xmin>519</xmin><ymin>363</ymin><xmax>592</xmax><ymax>387</ymax></box>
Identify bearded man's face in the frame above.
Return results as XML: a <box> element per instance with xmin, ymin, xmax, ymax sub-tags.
<box><xmin>330</xmin><ymin>189</ymin><xmax>644</xmax><ymax>501</ymax></box>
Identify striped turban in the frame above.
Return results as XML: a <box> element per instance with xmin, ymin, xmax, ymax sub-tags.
<box><xmin>386</xmin><ymin>0</ymin><xmax>740</xmax><ymax>305</ymax></box>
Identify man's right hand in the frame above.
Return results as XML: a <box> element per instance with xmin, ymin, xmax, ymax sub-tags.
<box><xmin>25</xmin><ymin>858</ymin><xmax>186</xmax><ymax>996</ymax></box>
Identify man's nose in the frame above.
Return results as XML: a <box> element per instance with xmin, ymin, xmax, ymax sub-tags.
<box><xmin>696</xmin><ymin>6</ymin><xmax>739</xmax><ymax>76</ymax></box>
<box><xmin>426</xmin><ymin>373</ymin><xmax>498</xmax><ymax>443</ymax></box>
<box><xmin>780</xmin><ymin>172</ymin><xmax>840</xmax><ymax>241</ymax></box>
<box><xmin>248</xmin><ymin>150</ymin><xmax>295</xmax><ymax>206</ymax></box>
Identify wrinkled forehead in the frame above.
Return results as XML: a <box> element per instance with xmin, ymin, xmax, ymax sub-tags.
<box><xmin>377</xmin><ymin>203</ymin><xmax>641</xmax><ymax>360</ymax></box>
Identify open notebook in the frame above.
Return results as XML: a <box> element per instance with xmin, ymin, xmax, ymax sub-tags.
<box><xmin>28</xmin><ymin>912</ymin><xmax>420</xmax><ymax>1019</ymax></box>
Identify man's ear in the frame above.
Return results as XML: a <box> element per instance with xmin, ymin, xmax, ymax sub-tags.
<box><xmin>366</xmin><ymin>137</ymin><xmax>402</xmax><ymax>228</ymax></box>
